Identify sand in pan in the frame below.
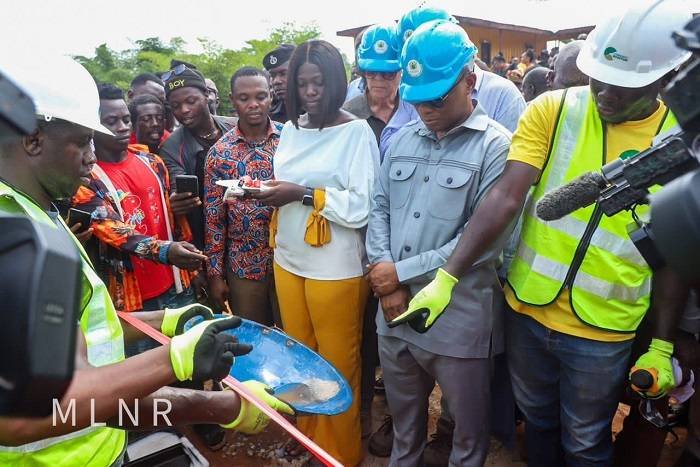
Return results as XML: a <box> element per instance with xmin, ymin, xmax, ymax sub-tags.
<box><xmin>304</xmin><ymin>378</ymin><xmax>340</xmax><ymax>400</ymax></box>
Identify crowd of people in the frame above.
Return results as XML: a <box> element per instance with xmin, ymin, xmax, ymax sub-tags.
<box><xmin>1</xmin><ymin>1</ymin><xmax>699</xmax><ymax>466</ymax></box>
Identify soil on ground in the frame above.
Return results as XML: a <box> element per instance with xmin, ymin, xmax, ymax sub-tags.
<box><xmin>184</xmin><ymin>386</ymin><xmax>687</xmax><ymax>466</ymax></box>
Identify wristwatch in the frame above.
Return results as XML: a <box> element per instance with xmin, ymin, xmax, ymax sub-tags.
<box><xmin>302</xmin><ymin>186</ymin><xmax>314</xmax><ymax>206</ymax></box>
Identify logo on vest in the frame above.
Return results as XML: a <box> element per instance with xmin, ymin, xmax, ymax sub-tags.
<box><xmin>604</xmin><ymin>46</ymin><xmax>628</xmax><ymax>62</ymax></box>
<box><xmin>168</xmin><ymin>79</ymin><xmax>185</xmax><ymax>90</ymax></box>
<box><xmin>619</xmin><ymin>149</ymin><xmax>639</xmax><ymax>160</ymax></box>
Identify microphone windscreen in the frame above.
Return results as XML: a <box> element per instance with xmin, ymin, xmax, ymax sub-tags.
<box><xmin>536</xmin><ymin>172</ymin><xmax>606</xmax><ymax>221</ymax></box>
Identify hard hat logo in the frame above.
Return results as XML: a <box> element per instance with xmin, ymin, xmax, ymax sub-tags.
<box><xmin>603</xmin><ymin>46</ymin><xmax>628</xmax><ymax>62</ymax></box>
<box><xmin>577</xmin><ymin>1</ymin><xmax>691</xmax><ymax>88</ymax></box>
<box><xmin>374</xmin><ymin>40</ymin><xmax>388</xmax><ymax>54</ymax></box>
<box><xmin>269</xmin><ymin>55</ymin><xmax>278</xmax><ymax>65</ymax></box>
<box><xmin>403</xmin><ymin>30</ymin><xmax>413</xmax><ymax>42</ymax></box>
<box><xmin>406</xmin><ymin>59</ymin><xmax>423</xmax><ymax>78</ymax></box>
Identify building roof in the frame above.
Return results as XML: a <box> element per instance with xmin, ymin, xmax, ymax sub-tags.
<box><xmin>336</xmin><ymin>0</ymin><xmax>699</xmax><ymax>39</ymax></box>
<box><xmin>336</xmin><ymin>0</ymin><xmax>600</xmax><ymax>38</ymax></box>
<box><xmin>337</xmin><ymin>14</ymin><xmax>593</xmax><ymax>39</ymax></box>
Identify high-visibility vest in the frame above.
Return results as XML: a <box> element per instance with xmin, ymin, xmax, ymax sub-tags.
<box><xmin>0</xmin><ymin>182</ymin><xmax>126</xmax><ymax>466</ymax></box>
<box><xmin>506</xmin><ymin>87</ymin><xmax>677</xmax><ymax>333</ymax></box>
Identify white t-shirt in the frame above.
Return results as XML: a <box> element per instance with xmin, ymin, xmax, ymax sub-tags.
<box><xmin>273</xmin><ymin>119</ymin><xmax>379</xmax><ymax>280</ymax></box>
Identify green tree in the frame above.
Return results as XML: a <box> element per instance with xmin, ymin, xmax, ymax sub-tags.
<box><xmin>134</xmin><ymin>37</ymin><xmax>184</xmax><ymax>54</ymax></box>
<box><xmin>73</xmin><ymin>23</ymin><xmax>328</xmax><ymax>115</ymax></box>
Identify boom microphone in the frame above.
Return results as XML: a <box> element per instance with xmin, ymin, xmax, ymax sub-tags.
<box><xmin>536</xmin><ymin>172</ymin><xmax>606</xmax><ymax>221</ymax></box>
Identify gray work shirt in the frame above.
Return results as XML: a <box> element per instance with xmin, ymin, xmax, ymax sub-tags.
<box><xmin>366</xmin><ymin>101</ymin><xmax>511</xmax><ymax>359</ymax></box>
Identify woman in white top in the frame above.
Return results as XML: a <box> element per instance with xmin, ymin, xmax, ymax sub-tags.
<box><xmin>252</xmin><ymin>40</ymin><xmax>378</xmax><ymax>466</ymax></box>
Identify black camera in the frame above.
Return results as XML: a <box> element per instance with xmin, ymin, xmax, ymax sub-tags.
<box><xmin>0</xmin><ymin>217</ymin><xmax>81</xmax><ymax>417</ymax></box>
<box><xmin>0</xmin><ymin>68</ymin><xmax>36</xmax><ymax>143</ymax></box>
<box><xmin>646</xmin><ymin>16</ymin><xmax>700</xmax><ymax>285</ymax></box>
<box><xmin>0</xmin><ymin>70</ymin><xmax>80</xmax><ymax>417</ymax></box>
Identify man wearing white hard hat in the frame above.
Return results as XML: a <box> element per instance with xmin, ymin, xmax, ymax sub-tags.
<box><xmin>0</xmin><ymin>53</ymin><xmax>292</xmax><ymax>465</ymax></box>
<box><xmin>394</xmin><ymin>1</ymin><xmax>692</xmax><ymax>464</ymax></box>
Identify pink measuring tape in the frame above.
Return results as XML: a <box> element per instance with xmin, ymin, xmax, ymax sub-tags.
<box><xmin>117</xmin><ymin>311</ymin><xmax>343</xmax><ymax>467</ymax></box>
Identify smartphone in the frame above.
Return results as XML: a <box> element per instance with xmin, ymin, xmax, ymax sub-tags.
<box><xmin>175</xmin><ymin>174</ymin><xmax>199</xmax><ymax>196</ymax></box>
<box><xmin>67</xmin><ymin>208</ymin><xmax>92</xmax><ymax>233</ymax></box>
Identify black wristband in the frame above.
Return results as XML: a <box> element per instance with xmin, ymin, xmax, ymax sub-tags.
<box><xmin>302</xmin><ymin>186</ymin><xmax>314</xmax><ymax>206</ymax></box>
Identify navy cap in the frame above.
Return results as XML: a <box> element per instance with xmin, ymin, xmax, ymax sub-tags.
<box><xmin>263</xmin><ymin>44</ymin><xmax>296</xmax><ymax>70</ymax></box>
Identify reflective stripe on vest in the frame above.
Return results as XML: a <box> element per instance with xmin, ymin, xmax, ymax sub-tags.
<box><xmin>507</xmin><ymin>87</ymin><xmax>677</xmax><ymax>332</ymax></box>
<box><xmin>0</xmin><ymin>182</ymin><xmax>126</xmax><ymax>465</ymax></box>
<box><xmin>516</xmin><ymin>242</ymin><xmax>652</xmax><ymax>303</ymax></box>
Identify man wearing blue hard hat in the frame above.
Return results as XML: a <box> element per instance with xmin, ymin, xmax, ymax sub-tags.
<box><xmin>343</xmin><ymin>21</ymin><xmax>420</xmax><ymax>439</ymax></box>
<box><xmin>365</xmin><ymin>19</ymin><xmax>512</xmax><ymax>466</ymax></box>
<box><xmin>366</xmin><ymin>5</ymin><xmax>526</xmax><ymax>463</ymax></box>
<box><xmin>396</xmin><ymin>5</ymin><xmax>457</xmax><ymax>45</ymax></box>
<box><xmin>344</xmin><ymin>22</ymin><xmax>418</xmax><ymax>155</ymax></box>
<box><xmin>395</xmin><ymin>6</ymin><xmax>524</xmax><ymax>135</ymax></box>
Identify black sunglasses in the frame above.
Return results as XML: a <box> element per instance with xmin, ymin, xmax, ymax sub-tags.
<box><xmin>418</xmin><ymin>69</ymin><xmax>468</xmax><ymax>109</ymax></box>
<box><xmin>364</xmin><ymin>71</ymin><xmax>399</xmax><ymax>81</ymax></box>
<box><xmin>161</xmin><ymin>64</ymin><xmax>187</xmax><ymax>82</ymax></box>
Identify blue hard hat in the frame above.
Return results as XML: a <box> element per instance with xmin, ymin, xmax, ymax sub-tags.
<box><xmin>357</xmin><ymin>23</ymin><xmax>401</xmax><ymax>73</ymax></box>
<box><xmin>399</xmin><ymin>19</ymin><xmax>477</xmax><ymax>104</ymax></box>
<box><xmin>397</xmin><ymin>6</ymin><xmax>458</xmax><ymax>49</ymax></box>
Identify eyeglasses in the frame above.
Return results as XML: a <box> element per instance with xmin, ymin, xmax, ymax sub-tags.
<box><xmin>364</xmin><ymin>71</ymin><xmax>399</xmax><ymax>81</ymax></box>
<box><xmin>161</xmin><ymin>64</ymin><xmax>187</xmax><ymax>82</ymax></box>
<box><xmin>417</xmin><ymin>69</ymin><xmax>469</xmax><ymax>109</ymax></box>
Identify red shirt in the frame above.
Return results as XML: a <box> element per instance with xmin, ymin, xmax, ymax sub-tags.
<box><xmin>128</xmin><ymin>129</ymin><xmax>171</xmax><ymax>147</ymax></box>
<box><xmin>97</xmin><ymin>151</ymin><xmax>173</xmax><ymax>300</ymax></box>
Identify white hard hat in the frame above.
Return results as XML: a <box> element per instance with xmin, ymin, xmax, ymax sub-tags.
<box><xmin>0</xmin><ymin>52</ymin><xmax>112</xmax><ymax>135</ymax></box>
<box><xmin>576</xmin><ymin>0</ymin><xmax>692</xmax><ymax>88</ymax></box>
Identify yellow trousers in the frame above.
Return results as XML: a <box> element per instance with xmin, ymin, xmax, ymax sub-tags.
<box><xmin>274</xmin><ymin>262</ymin><xmax>369</xmax><ymax>466</ymax></box>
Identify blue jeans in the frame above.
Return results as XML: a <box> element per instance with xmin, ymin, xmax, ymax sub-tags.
<box><xmin>125</xmin><ymin>285</ymin><xmax>195</xmax><ymax>357</ymax></box>
<box><xmin>506</xmin><ymin>310</ymin><xmax>633</xmax><ymax>467</ymax></box>
<box><xmin>142</xmin><ymin>284</ymin><xmax>195</xmax><ymax>311</ymax></box>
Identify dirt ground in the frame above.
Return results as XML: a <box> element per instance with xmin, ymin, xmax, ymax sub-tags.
<box><xmin>187</xmin><ymin>387</ymin><xmax>687</xmax><ymax>466</ymax></box>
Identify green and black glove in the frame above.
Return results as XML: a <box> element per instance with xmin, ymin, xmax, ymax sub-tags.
<box><xmin>221</xmin><ymin>381</ymin><xmax>294</xmax><ymax>434</ymax></box>
<box><xmin>630</xmin><ymin>338</ymin><xmax>675</xmax><ymax>399</ymax></box>
<box><xmin>161</xmin><ymin>303</ymin><xmax>214</xmax><ymax>337</ymax></box>
<box><xmin>389</xmin><ymin>268</ymin><xmax>458</xmax><ymax>333</ymax></box>
<box><xmin>170</xmin><ymin>317</ymin><xmax>252</xmax><ymax>382</ymax></box>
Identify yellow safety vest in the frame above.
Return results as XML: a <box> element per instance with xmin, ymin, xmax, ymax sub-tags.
<box><xmin>0</xmin><ymin>182</ymin><xmax>126</xmax><ymax>466</ymax></box>
<box><xmin>507</xmin><ymin>87</ymin><xmax>677</xmax><ymax>333</ymax></box>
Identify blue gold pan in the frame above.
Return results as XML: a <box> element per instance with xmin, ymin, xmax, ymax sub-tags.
<box><xmin>185</xmin><ymin>316</ymin><xmax>352</xmax><ymax>415</ymax></box>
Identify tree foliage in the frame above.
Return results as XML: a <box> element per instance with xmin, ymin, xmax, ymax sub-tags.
<box><xmin>73</xmin><ymin>23</ymin><xmax>323</xmax><ymax>115</ymax></box>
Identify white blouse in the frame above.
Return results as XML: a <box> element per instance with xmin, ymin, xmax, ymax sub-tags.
<box><xmin>273</xmin><ymin>119</ymin><xmax>379</xmax><ymax>280</ymax></box>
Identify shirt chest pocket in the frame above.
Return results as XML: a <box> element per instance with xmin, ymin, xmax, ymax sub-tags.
<box><xmin>428</xmin><ymin>166</ymin><xmax>476</xmax><ymax>220</ymax></box>
<box><xmin>388</xmin><ymin>161</ymin><xmax>417</xmax><ymax>210</ymax></box>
